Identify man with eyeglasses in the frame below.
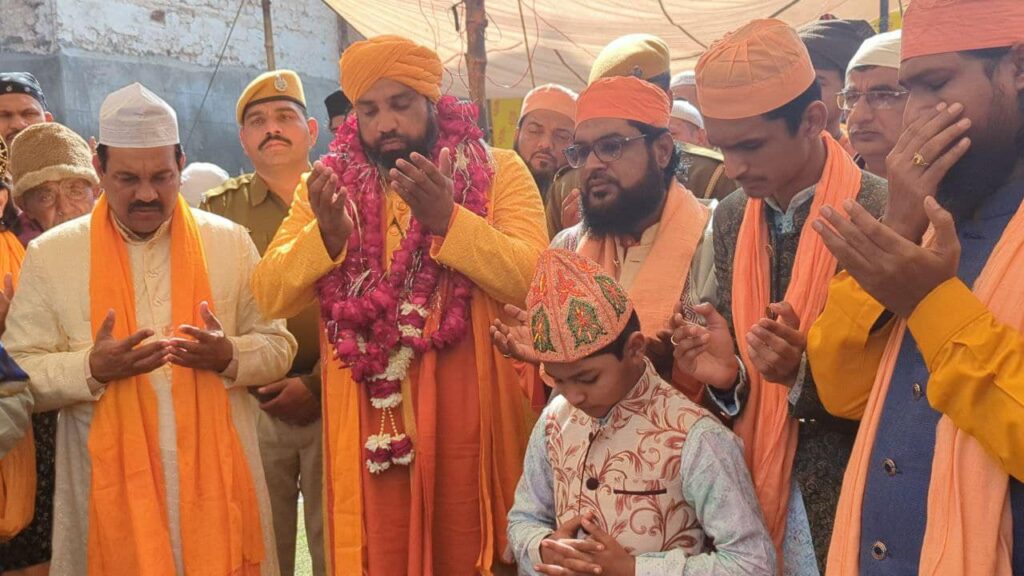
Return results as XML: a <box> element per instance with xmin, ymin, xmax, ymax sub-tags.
<box><xmin>670</xmin><ymin>19</ymin><xmax>888</xmax><ymax>574</ymax></box>
<box><xmin>0</xmin><ymin>120</ymin><xmax>90</xmax><ymax>576</ymax></box>
<box><xmin>505</xmin><ymin>75</ymin><xmax>718</xmax><ymax>403</ymax></box>
<box><xmin>546</xmin><ymin>34</ymin><xmax>736</xmax><ymax>235</ymax></box>
<box><xmin>840</xmin><ymin>30</ymin><xmax>907</xmax><ymax>178</ymax></box>
<box><xmin>8</xmin><ymin>122</ymin><xmax>98</xmax><ymax>247</ymax></box>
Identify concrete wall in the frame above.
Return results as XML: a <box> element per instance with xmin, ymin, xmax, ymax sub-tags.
<box><xmin>1</xmin><ymin>0</ymin><xmax>353</xmax><ymax>175</ymax></box>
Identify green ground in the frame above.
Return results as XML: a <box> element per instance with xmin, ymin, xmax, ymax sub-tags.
<box><xmin>294</xmin><ymin>498</ymin><xmax>314</xmax><ymax>576</ymax></box>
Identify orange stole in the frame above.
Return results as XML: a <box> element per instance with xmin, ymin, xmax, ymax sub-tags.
<box><xmin>86</xmin><ymin>196</ymin><xmax>263</xmax><ymax>575</ymax></box>
<box><xmin>0</xmin><ymin>229</ymin><xmax>29</xmax><ymax>541</ymax></box>
<box><xmin>730</xmin><ymin>133</ymin><xmax>862</xmax><ymax>565</ymax></box>
<box><xmin>577</xmin><ymin>182</ymin><xmax>710</xmax><ymax>338</ymax></box>
<box><xmin>827</xmin><ymin>207</ymin><xmax>1024</xmax><ymax>575</ymax></box>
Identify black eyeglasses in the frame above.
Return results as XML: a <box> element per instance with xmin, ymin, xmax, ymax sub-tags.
<box><xmin>563</xmin><ymin>134</ymin><xmax>651</xmax><ymax>169</ymax></box>
<box><xmin>837</xmin><ymin>89</ymin><xmax>909</xmax><ymax>112</ymax></box>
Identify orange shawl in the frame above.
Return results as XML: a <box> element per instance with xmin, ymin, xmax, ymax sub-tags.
<box><xmin>578</xmin><ymin>182</ymin><xmax>710</xmax><ymax>337</ymax></box>
<box><xmin>0</xmin><ymin>229</ymin><xmax>29</xmax><ymax>541</ymax></box>
<box><xmin>827</xmin><ymin>208</ymin><xmax>1024</xmax><ymax>575</ymax></box>
<box><xmin>86</xmin><ymin>195</ymin><xmax>263</xmax><ymax>575</ymax></box>
<box><xmin>731</xmin><ymin>133</ymin><xmax>862</xmax><ymax>563</ymax></box>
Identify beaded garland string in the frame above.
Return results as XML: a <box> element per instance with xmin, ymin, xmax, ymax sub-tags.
<box><xmin>316</xmin><ymin>96</ymin><xmax>493</xmax><ymax>474</ymax></box>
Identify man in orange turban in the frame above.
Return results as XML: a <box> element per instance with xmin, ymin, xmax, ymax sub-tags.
<box><xmin>495</xmin><ymin>75</ymin><xmax>719</xmax><ymax>405</ymax></box>
<box><xmin>251</xmin><ymin>34</ymin><xmax>548</xmax><ymax>575</ymax></box>
<box><xmin>806</xmin><ymin>1</ymin><xmax>1024</xmax><ymax>574</ymax></box>
<box><xmin>671</xmin><ymin>18</ymin><xmax>889</xmax><ymax>574</ymax></box>
<box><xmin>514</xmin><ymin>84</ymin><xmax>576</xmax><ymax>238</ymax></box>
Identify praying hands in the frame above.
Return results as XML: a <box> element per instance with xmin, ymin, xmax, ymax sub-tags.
<box><xmin>389</xmin><ymin>149</ymin><xmax>456</xmax><ymax>236</ymax></box>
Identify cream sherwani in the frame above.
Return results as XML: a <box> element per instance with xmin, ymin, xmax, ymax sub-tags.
<box><xmin>2</xmin><ymin>208</ymin><xmax>296</xmax><ymax>576</ymax></box>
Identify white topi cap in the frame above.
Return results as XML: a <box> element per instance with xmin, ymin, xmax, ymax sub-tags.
<box><xmin>847</xmin><ymin>30</ymin><xmax>902</xmax><ymax>79</ymax></box>
<box><xmin>671</xmin><ymin>99</ymin><xmax>704</xmax><ymax>129</ymax></box>
<box><xmin>181</xmin><ymin>162</ymin><xmax>230</xmax><ymax>207</ymax></box>
<box><xmin>670</xmin><ymin>70</ymin><xmax>696</xmax><ymax>88</ymax></box>
<box><xmin>98</xmin><ymin>83</ymin><xmax>179</xmax><ymax>148</ymax></box>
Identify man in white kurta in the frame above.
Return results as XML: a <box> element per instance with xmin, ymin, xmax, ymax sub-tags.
<box><xmin>2</xmin><ymin>83</ymin><xmax>295</xmax><ymax>576</ymax></box>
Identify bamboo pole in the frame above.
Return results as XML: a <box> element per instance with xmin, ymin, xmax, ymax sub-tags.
<box><xmin>262</xmin><ymin>0</ymin><xmax>276</xmax><ymax>70</ymax></box>
<box><xmin>464</xmin><ymin>0</ymin><xmax>490</xmax><ymax>134</ymax></box>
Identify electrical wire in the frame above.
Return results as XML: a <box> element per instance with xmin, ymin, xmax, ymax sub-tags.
<box><xmin>185</xmin><ymin>0</ymin><xmax>249</xmax><ymax>149</ymax></box>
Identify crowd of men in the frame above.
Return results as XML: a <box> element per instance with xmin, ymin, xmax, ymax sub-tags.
<box><xmin>0</xmin><ymin>0</ymin><xmax>1021</xmax><ymax>574</ymax></box>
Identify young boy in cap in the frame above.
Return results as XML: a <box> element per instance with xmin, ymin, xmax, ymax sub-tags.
<box><xmin>504</xmin><ymin>249</ymin><xmax>774</xmax><ymax>576</ymax></box>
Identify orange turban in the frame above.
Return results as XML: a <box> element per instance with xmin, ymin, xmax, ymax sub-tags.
<box><xmin>520</xmin><ymin>84</ymin><xmax>577</xmax><ymax>123</ymax></box>
<box><xmin>575</xmin><ymin>76</ymin><xmax>670</xmax><ymax>129</ymax></box>
<box><xmin>902</xmin><ymin>0</ymin><xmax>1024</xmax><ymax>62</ymax></box>
<box><xmin>339</xmin><ymin>35</ymin><xmax>443</xmax><ymax>103</ymax></box>
<box><xmin>696</xmin><ymin>19</ymin><xmax>815</xmax><ymax>120</ymax></box>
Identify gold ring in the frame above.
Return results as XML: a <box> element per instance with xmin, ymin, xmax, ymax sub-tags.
<box><xmin>912</xmin><ymin>152</ymin><xmax>931</xmax><ymax>167</ymax></box>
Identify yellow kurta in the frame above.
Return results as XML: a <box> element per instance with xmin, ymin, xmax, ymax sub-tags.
<box><xmin>807</xmin><ymin>271</ymin><xmax>1024</xmax><ymax>480</ymax></box>
<box><xmin>251</xmin><ymin>148</ymin><xmax>548</xmax><ymax>575</ymax></box>
<box><xmin>3</xmin><ymin>209</ymin><xmax>296</xmax><ymax>575</ymax></box>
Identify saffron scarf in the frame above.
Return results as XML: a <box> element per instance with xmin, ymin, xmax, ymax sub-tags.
<box><xmin>577</xmin><ymin>182</ymin><xmax>710</xmax><ymax>337</ymax></box>
<box><xmin>0</xmin><ymin>230</ymin><xmax>29</xmax><ymax>541</ymax></box>
<box><xmin>86</xmin><ymin>195</ymin><xmax>263</xmax><ymax>575</ymax></box>
<box><xmin>827</xmin><ymin>208</ymin><xmax>1024</xmax><ymax>575</ymax></box>
<box><xmin>731</xmin><ymin>133</ymin><xmax>862</xmax><ymax>564</ymax></box>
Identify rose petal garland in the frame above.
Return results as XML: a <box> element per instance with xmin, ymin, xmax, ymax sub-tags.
<box><xmin>316</xmin><ymin>96</ymin><xmax>493</xmax><ymax>474</ymax></box>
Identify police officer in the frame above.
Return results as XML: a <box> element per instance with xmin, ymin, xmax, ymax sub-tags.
<box><xmin>201</xmin><ymin>69</ymin><xmax>325</xmax><ymax>576</ymax></box>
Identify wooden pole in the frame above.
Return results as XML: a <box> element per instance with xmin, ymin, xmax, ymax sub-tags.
<box><xmin>464</xmin><ymin>0</ymin><xmax>490</xmax><ymax>134</ymax></box>
<box><xmin>879</xmin><ymin>0</ymin><xmax>890</xmax><ymax>31</ymax></box>
<box><xmin>262</xmin><ymin>0</ymin><xmax>276</xmax><ymax>70</ymax></box>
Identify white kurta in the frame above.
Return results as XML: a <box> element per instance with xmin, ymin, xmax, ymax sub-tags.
<box><xmin>2</xmin><ymin>208</ymin><xmax>297</xmax><ymax>576</ymax></box>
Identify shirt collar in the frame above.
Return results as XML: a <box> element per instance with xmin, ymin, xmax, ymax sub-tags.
<box><xmin>764</xmin><ymin>184</ymin><xmax>815</xmax><ymax>216</ymax></box>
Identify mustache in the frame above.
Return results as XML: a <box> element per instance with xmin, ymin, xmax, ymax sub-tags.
<box><xmin>128</xmin><ymin>201</ymin><xmax>163</xmax><ymax>213</ymax></box>
<box><xmin>259</xmin><ymin>134</ymin><xmax>292</xmax><ymax>150</ymax></box>
<box><xmin>585</xmin><ymin>171</ymin><xmax>619</xmax><ymax>190</ymax></box>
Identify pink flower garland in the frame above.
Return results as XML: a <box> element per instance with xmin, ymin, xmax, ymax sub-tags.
<box><xmin>316</xmin><ymin>96</ymin><xmax>493</xmax><ymax>474</ymax></box>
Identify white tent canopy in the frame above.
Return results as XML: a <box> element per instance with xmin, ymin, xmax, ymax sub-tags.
<box><xmin>324</xmin><ymin>0</ymin><xmax>898</xmax><ymax>99</ymax></box>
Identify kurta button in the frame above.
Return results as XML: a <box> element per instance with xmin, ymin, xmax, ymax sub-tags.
<box><xmin>912</xmin><ymin>383</ymin><xmax>923</xmax><ymax>400</ymax></box>
<box><xmin>871</xmin><ymin>541</ymin><xmax>888</xmax><ymax>560</ymax></box>
<box><xmin>882</xmin><ymin>458</ymin><xmax>898</xmax><ymax>476</ymax></box>
<box><xmin>585</xmin><ymin>478</ymin><xmax>599</xmax><ymax>490</ymax></box>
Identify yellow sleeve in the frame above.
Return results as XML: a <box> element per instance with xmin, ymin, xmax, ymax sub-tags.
<box><xmin>907</xmin><ymin>278</ymin><xmax>1024</xmax><ymax>481</ymax></box>
<box><xmin>806</xmin><ymin>271</ymin><xmax>893</xmax><ymax>420</ymax></box>
<box><xmin>430</xmin><ymin>149</ymin><xmax>548</xmax><ymax>307</ymax></box>
<box><xmin>250</xmin><ymin>173</ymin><xmax>347</xmax><ymax>320</ymax></box>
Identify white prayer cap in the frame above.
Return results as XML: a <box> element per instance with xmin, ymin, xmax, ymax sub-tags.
<box><xmin>671</xmin><ymin>99</ymin><xmax>704</xmax><ymax>129</ymax></box>
<box><xmin>847</xmin><ymin>30</ymin><xmax>902</xmax><ymax>78</ymax></box>
<box><xmin>670</xmin><ymin>70</ymin><xmax>696</xmax><ymax>88</ymax></box>
<box><xmin>181</xmin><ymin>162</ymin><xmax>230</xmax><ymax>207</ymax></box>
<box><xmin>98</xmin><ymin>82</ymin><xmax>179</xmax><ymax>148</ymax></box>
